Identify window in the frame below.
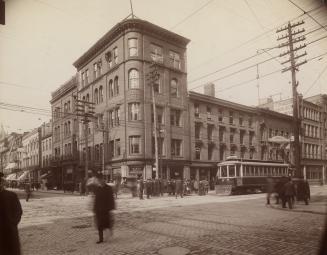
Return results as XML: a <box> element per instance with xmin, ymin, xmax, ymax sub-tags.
<box><xmin>153</xmin><ymin>74</ymin><xmax>161</xmax><ymax>93</ymax></box>
<box><xmin>105</xmin><ymin>51</ymin><xmax>112</xmax><ymax>68</ymax></box>
<box><xmin>169</xmin><ymin>51</ymin><xmax>181</xmax><ymax>69</ymax></box>
<box><xmin>114</xmin><ymin>76</ymin><xmax>119</xmax><ymax>95</ymax></box>
<box><xmin>208</xmin><ymin>146</ymin><xmax>213</xmax><ymax>160</ymax></box>
<box><xmin>207</xmin><ymin>106</ymin><xmax>211</xmax><ymax>120</ymax></box>
<box><xmin>93</xmin><ymin>63</ymin><xmax>98</xmax><ymax>79</ymax></box>
<box><xmin>170</xmin><ymin>109</ymin><xmax>181</xmax><ymax>126</ymax></box>
<box><xmin>195</xmin><ymin>123</ymin><xmax>201</xmax><ymax>139</ymax></box>
<box><xmin>128</xmin><ymin>38</ymin><xmax>138</xmax><ymax>57</ymax></box>
<box><xmin>195</xmin><ymin>147</ymin><xmax>201</xmax><ymax>160</ymax></box>
<box><xmin>194</xmin><ymin>104</ymin><xmax>199</xmax><ymax>117</ymax></box>
<box><xmin>99</xmin><ymin>86</ymin><xmax>103</xmax><ymax>103</ymax></box>
<box><xmin>151</xmin><ymin>106</ymin><xmax>164</xmax><ymax>124</ymax></box>
<box><xmin>171</xmin><ymin>139</ymin><xmax>182</xmax><ymax>156</ymax></box>
<box><xmin>170</xmin><ymin>79</ymin><xmax>179</xmax><ymax>97</ymax></box>
<box><xmin>218</xmin><ymin>109</ymin><xmax>223</xmax><ymax>122</ymax></box>
<box><xmin>249</xmin><ymin>131</ymin><xmax>254</xmax><ymax>146</ymax></box>
<box><xmin>269</xmin><ymin>129</ymin><xmax>272</xmax><ymax>138</ymax></box>
<box><xmin>115</xmin><ymin>139</ymin><xmax>121</xmax><ymax>156</ymax></box>
<box><xmin>129</xmin><ymin>103</ymin><xmax>140</xmax><ymax>121</ymax></box>
<box><xmin>219</xmin><ymin>128</ymin><xmax>224</xmax><ymax>142</ymax></box>
<box><xmin>208</xmin><ymin>125</ymin><xmax>213</xmax><ymax>141</ymax></box>
<box><xmin>94</xmin><ymin>88</ymin><xmax>99</xmax><ymax>104</ymax></box>
<box><xmin>150</xmin><ymin>44</ymin><xmax>163</xmax><ymax>63</ymax></box>
<box><xmin>240</xmin><ymin>130</ymin><xmax>245</xmax><ymax>144</ymax></box>
<box><xmin>230</xmin><ymin>134</ymin><xmax>234</xmax><ymax>143</ymax></box>
<box><xmin>85</xmin><ymin>69</ymin><xmax>89</xmax><ymax>85</ymax></box>
<box><xmin>229</xmin><ymin>111</ymin><xmax>234</xmax><ymax>125</ymax></box>
<box><xmin>108</xmin><ymin>110</ymin><xmax>114</xmax><ymax>127</ymax></box>
<box><xmin>129</xmin><ymin>69</ymin><xmax>139</xmax><ymax>89</ymax></box>
<box><xmin>109</xmin><ymin>80</ymin><xmax>113</xmax><ymax>97</ymax></box>
<box><xmin>248</xmin><ymin>116</ymin><xmax>253</xmax><ymax>128</ymax></box>
<box><xmin>113</xmin><ymin>47</ymin><xmax>118</xmax><ymax>64</ymax></box>
<box><xmin>239</xmin><ymin>115</ymin><xmax>243</xmax><ymax>126</ymax></box>
<box><xmin>129</xmin><ymin>136</ymin><xmax>141</xmax><ymax>154</ymax></box>
<box><xmin>81</xmin><ymin>72</ymin><xmax>85</xmax><ymax>87</ymax></box>
<box><xmin>109</xmin><ymin>140</ymin><xmax>114</xmax><ymax>158</ymax></box>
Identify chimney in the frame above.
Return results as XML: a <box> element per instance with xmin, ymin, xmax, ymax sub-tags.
<box><xmin>204</xmin><ymin>83</ymin><xmax>215</xmax><ymax>97</ymax></box>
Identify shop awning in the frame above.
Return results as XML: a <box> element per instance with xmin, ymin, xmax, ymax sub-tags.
<box><xmin>17</xmin><ymin>171</ymin><xmax>30</xmax><ymax>182</ymax></box>
<box><xmin>5</xmin><ymin>173</ymin><xmax>17</xmax><ymax>181</ymax></box>
<box><xmin>5</xmin><ymin>162</ymin><xmax>17</xmax><ymax>171</ymax></box>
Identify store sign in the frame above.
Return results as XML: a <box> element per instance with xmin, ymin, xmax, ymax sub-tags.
<box><xmin>129</xmin><ymin>166</ymin><xmax>143</xmax><ymax>176</ymax></box>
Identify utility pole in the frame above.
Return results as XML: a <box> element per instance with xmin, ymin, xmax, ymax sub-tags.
<box><xmin>96</xmin><ymin>114</ymin><xmax>109</xmax><ymax>177</ymax></box>
<box><xmin>148</xmin><ymin>62</ymin><xmax>160</xmax><ymax>179</ymax></box>
<box><xmin>277</xmin><ymin>21</ymin><xmax>307</xmax><ymax>177</ymax></box>
<box><xmin>75</xmin><ymin>99</ymin><xmax>95</xmax><ymax>181</ymax></box>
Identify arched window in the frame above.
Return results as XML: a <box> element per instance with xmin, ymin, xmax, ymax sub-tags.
<box><xmin>128</xmin><ymin>69</ymin><xmax>139</xmax><ymax>89</ymax></box>
<box><xmin>114</xmin><ymin>76</ymin><xmax>119</xmax><ymax>95</ymax></box>
<box><xmin>99</xmin><ymin>86</ymin><xmax>103</xmax><ymax>103</ymax></box>
<box><xmin>94</xmin><ymin>88</ymin><xmax>99</xmax><ymax>104</ymax></box>
<box><xmin>170</xmin><ymin>79</ymin><xmax>179</xmax><ymax>97</ymax></box>
<box><xmin>109</xmin><ymin>80</ymin><xmax>113</xmax><ymax>97</ymax></box>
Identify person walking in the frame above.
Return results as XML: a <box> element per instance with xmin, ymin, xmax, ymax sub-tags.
<box><xmin>0</xmin><ymin>172</ymin><xmax>23</xmax><ymax>255</ymax></box>
<box><xmin>25</xmin><ymin>182</ymin><xmax>32</xmax><ymax>202</ymax></box>
<box><xmin>283</xmin><ymin>178</ymin><xmax>296</xmax><ymax>209</ymax></box>
<box><xmin>175</xmin><ymin>178</ymin><xmax>183</xmax><ymax>198</ymax></box>
<box><xmin>93</xmin><ymin>173</ymin><xmax>115</xmax><ymax>244</ymax></box>
<box><xmin>137</xmin><ymin>176</ymin><xmax>144</xmax><ymax>200</ymax></box>
<box><xmin>266</xmin><ymin>177</ymin><xmax>274</xmax><ymax>205</ymax></box>
<box><xmin>296</xmin><ymin>176</ymin><xmax>310</xmax><ymax>205</ymax></box>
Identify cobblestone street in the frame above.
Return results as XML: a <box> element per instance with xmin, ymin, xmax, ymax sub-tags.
<box><xmin>18</xmin><ymin>186</ymin><xmax>326</xmax><ymax>255</ymax></box>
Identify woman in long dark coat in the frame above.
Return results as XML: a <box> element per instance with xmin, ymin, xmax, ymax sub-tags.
<box><xmin>93</xmin><ymin>174</ymin><xmax>115</xmax><ymax>244</ymax></box>
<box><xmin>0</xmin><ymin>173</ymin><xmax>23</xmax><ymax>255</ymax></box>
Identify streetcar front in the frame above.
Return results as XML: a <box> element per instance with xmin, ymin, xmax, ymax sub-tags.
<box><xmin>216</xmin><ymin>159</ymin><xmax>242</xmax><ymax>195</ymax></box>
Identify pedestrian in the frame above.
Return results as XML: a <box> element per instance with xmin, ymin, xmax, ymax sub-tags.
<box><xmin>0</xmin><ymin>172</ymin><xmax>23</xmax><ymax>255</ymax></box>
<box><xmin>137</xmin><ymin>176</ymin><xmax>144</xmax><ymax>200</ymax></box>
<box><xmin>146</xmin><ymin>179</ymin><xmax>152</xmax><ymax>199</ymax></box>
<box><xmin>283</xmin><ymin>178</ymin><xmax>296</xmax><ymax>209</ymax></box>
<box><xmin>175</xmin><ymin>178</ymin><xmax>183</xmax><ymax>198</ymax></box>
<box><xmin>296</xmin><ymin>176</ymin><xmax>310</xmax><ymax>205</ymax></box>
<box><xmin>25</xmin><ymin>182</ymin><xmax>32</xmax><ymax>202</ymax></box>
<box><xmin>266</xmin><ymin>176</ymin><xmax>274</xmax><ymax>205</ymax></box>
<box><xmin>93</xmin><ymin>173</ymin><xmax>115</xmax><ymax>244</ymax></box>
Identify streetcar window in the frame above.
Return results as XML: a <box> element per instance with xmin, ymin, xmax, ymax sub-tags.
<box><xmin>221</xmin><ymin>166</ymin><xmax>227</xmax><ymax>177</ymax></box>
<box><xmin>236</xmin><ymin>165</ymin><xmax>240</xmax><ymax>177</ymax></box>
<box><xmin>229</xmin><ymin>166</ymin><xmax>235</xmax><ymax>177</ymax></box>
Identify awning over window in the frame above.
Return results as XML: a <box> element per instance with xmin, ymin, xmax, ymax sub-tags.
<box><xmin>5</xmin><ymin>162</ymin><xmax>17</xmax><ymax>170</ymax></box>
<box><xmin>17</xmin><ymin>171</ymin><xmax>30</xmax><ymax>182</ymax></box>
<box><xmin>5</xmin><ymin>173</ymin><xmax>17</xmax><ymax>181</ymax></box>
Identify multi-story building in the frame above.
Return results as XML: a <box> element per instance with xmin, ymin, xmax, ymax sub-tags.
<box><xmin>40</xmin><ymin>121</ymin><xmax>52</xmax><ymax>177</ymax></box>
<box><xmin>73</xmin><ymin>18</ymin><xmax>190</xmax><ymax>181</ymax></box>
<box><xmin>188</xmin><ymin>85</ymin><xmax>293</xmax><ymax>182</ymax></box>
<box><xmin>259</xmin><ymin>94</ymin><xmax>327</xmax><ymax>184</ymax></box>
<box><xmin>50</xmin><ymin>75</ymin><xmax>79</xmax><ymax>189</ymax></box>
<box><xmin>21</xmin><ymin>128</ymin><xmax>41</xmax><ymax>183</ymax></box>
<box><xmin>0</xmin><ymin>132</ymin><xmax>22</xmax><ymax>176</ymax></box>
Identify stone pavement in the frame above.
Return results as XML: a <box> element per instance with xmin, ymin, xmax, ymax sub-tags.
<box><xmin>18</xmin><ymin>186</ymin><xmax>327</xmax><ymax>255</ymax></box>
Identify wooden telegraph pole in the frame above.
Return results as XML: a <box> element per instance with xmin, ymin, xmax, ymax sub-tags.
<box><xmin>277</xmin><ymin>21</ymin><xmax>307</xmax><ymax>177</ymax></box>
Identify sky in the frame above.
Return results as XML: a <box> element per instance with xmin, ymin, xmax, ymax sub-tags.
<box><xmin>0</xmin><ymin>0</ymin><xmax>327</xmax><ymax>133</ymax></box>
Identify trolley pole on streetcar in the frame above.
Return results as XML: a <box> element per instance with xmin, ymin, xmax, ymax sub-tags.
<box><xmin>276</xmin><ymin>21</ymin><xmax>307</xmax><ymax>177</ymax></box>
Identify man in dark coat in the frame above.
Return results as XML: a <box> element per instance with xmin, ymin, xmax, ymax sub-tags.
<box><xmin>0</xmin><ymin>172</ymin><xmax>23</xmax><ymax>255</ymax></box>
<box><xmin>175</xmin><ymin>178</ymin><xmax>183</xmax><ymax>198</ymax></box>
<box><xmin>283</xmin><ymin>178</ymin><xmax>296</xmax><ymax>209</ymax></box>
<box><xmin>296</xmin><ymin>176</ymin><xmax>310</xmax><ymax>205</ymax></box>
<box><xmin>137</xmin><ymin>176</ymin><xmax>144</xmax><ymax>200</ymax></box>
<box><xmin>93</xmin><ymin>173</ymin><xmax>115</xmax><ymax>244</ymax></box>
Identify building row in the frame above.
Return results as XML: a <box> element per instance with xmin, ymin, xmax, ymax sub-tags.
<box><xmin>0</xmin><ymin>17</ymin><xmax>326</xmax><ymax>189</ymax></box>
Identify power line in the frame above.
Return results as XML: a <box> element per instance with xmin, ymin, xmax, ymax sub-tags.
<box><xmin>304</xmin><ymin>62</ymin><xmax>327</xmax><ymax>96</ymax></box>
<box><xmin>170</xmin><ymin>0</ymin><xmax>215</xmax><ymax>29</ymax></box>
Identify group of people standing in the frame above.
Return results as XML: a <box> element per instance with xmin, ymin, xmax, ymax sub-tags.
<box><xmin>266</xmin><ymin>176</ymin><xmax>311</xmax><ymax>209</ymax></box>
<box><xmin>135</xmin><ymin>177</ymin><xmax>211</xmax><ymax>199</ymax></box>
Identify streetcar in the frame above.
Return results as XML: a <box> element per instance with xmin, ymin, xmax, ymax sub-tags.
<box><xmin>216</xmin><ymin>156</ymin><xmax>292</xmax><ymax>195</ymax></box>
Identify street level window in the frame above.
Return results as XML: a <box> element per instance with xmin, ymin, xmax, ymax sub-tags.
<box><xmin>150</xmin><ymin>44</ymin><xmax>163</xmax><ymax>63</ymax></box>
<box><xmin>128</xmin><ymin>38</ymin><xmax>138</xmax><ymax>57</ymax></box>
<box><xmin>170</xmin><ymin>79</ymin><xmax>179</xmax><ymax>97</ymax></box>
<box><xmin>171</xmin><ymin>139</ymin><xmax>182</xmax><ymax>156</ymax></box>
<box><xmin>129</xmin><ymin>136</ymin><xmax>141</xmax><ymax>154</ymax></box>
<box><xmin>169</xmin><ymin>51</ymin><xmax>181</xmax><ymax>69</ymax></box>
<box><xmin>128</xmin><ymin>103</ymin><xmax>140</xmax><ymax>121</ymax></box>
<box><xmin>129</xmin><ymin>69</ymin><xmax>139</xmax><ymax>89</ymax></box>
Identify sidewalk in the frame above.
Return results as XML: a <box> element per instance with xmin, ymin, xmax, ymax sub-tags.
<box><xmin>269</xmin><ymin>185</ymin><xmax>327</xmax><ymax>215</ymax></box>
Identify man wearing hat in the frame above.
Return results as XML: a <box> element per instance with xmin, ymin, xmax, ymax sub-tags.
<box><xmin>0</xmin><ymin>172</ymin><xmax>23</xmax><ymax>255</ymax></box>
